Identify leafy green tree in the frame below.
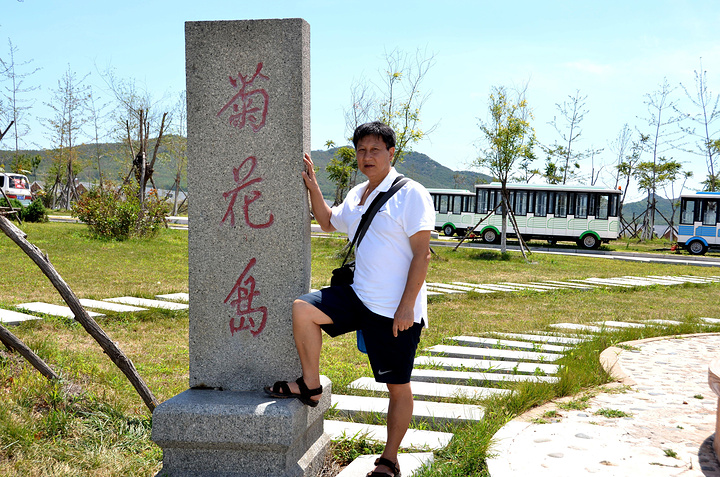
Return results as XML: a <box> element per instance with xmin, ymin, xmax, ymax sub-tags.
<box><xmin>476</xmin><ymin>85</ymin><xmax>535</xmax><ymax>252</ymax></box>
<box><xmin>326</xmin><ymin>146</ymin><xmax>357</xmax><ymax>206</ymax></box>
<box><xmin>633</xmin><ymin>156</ymin><xmax>684</xmax><ymax>239</ymax></box>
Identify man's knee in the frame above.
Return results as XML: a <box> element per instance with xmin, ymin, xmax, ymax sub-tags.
<box><xmin>386</xmin><ymin>382</ymin><xmax>413</xmax><ymax>399</ymax></box>
<box><xmin>293</xmin><ymin>299</ymin><xmax>332</xmax><ymax>326</ymax></box>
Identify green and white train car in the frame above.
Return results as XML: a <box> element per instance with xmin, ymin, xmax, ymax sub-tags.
<box><xmin>428</xmin><ymin>183</ymin><xmax>622</xmax><ymax>249</ymax></box>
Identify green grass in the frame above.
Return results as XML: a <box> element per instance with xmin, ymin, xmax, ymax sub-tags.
<box><xmin>1</xmin><ymin>222</ymin><xmax>720</xmax><ymax>476</ymax></box>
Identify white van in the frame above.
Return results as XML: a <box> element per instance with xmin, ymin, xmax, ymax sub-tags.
<box><xmin>0</xmin><ymin>173</ymin><xmax>33</xmax><ymax>207</ymax></box>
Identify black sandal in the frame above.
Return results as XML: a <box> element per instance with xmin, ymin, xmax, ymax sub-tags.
<box><xmin>366</xmin><ymin>456</ymin><xmax>401</xmax><ymax>477</ymax></box>
<box><xmin>264</xmin><ymin>376</ymin><xmax>322</xmax><ymax>407</ymax></box>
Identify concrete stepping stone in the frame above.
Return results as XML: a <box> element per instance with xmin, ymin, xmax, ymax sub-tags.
<box><xmin>450</xmin><ymin>335</ymin><xmax>569</xmax><ymax>353</ymax></box>
<box><xmin>79</xmin><ymin>299</ymin><xmax>147</xmax><ymax>313</ymax></box>
<box><xmin>569</xmin><ymin>278</ymin><xmax>631</xmax><ymax>288</ymax></box>
<box><xmin>645</xmin><ymin>319</ymin><xmax>684</xmax><ymax>326</ymax></box>
<box><xmin>621</xmin><ymin>276</ymin><xmax>682</xmax><ymax>286</ymax></box>
<box><xmin>425</xmin><ymin>284</ymin><xmax>465</xmax><ymax>294</ymax></box>
<box><xmin>595</xmin><ymin>320</ymin><xmax>646</xmax><ymax>329</ymax></box>
<box><xmin>535</xmin><ymin>280</ymin><xmax>595</xmax><ymax>290</ymax></box>
<box><xmin>427</xmin><ymin>291</ymin><xmax>444</xmax><ymax>296</ymax></box>
<box><xmin>489</xmin><ymin>332</ymin><xmax>588</xmax><ymax>345</ymax></box>
<box><xmin>411</xmin><ymin>368</ymin><xmax>559</xmax><ymax>385</ymax></box>
<box><xmin>646</xmin><ymin>275</ymin><xmax>701</xmax><ymax>284</ymax></box>
<box><xmin>680</xmin><ymin>275</ymin><xmax>719</xmax><ymax>282</ymax></box>
<box><xmin>16</xmin><ymin>302</ymin><xmax>104</xmax><ymax>319</ymax></box>
<box><xmin>156</xmin><ymin>293</ymin><xmax>189</xmax><ymax>302</ymax></box>
<box><xmin>549</xmin><ymin>322</ymin><xmax>603</xmax><ymax>333</ymax></box>
<box><xmin>414</xmin><ymin>355</ymin><xmax>559</xmax><ymax>375</ymax></box>
<box><xmin>0</xmin><ymin>308</ymin><xmax>43</xmax><ymax>325</ymax></box>
<box><xmin>348</xmin><ymin>377</ymin><xmax>511</xmax><ymax>400</ymax></box>
<box><xmin>336</xmin><ymin>452</ymin><xmax>434</xmax><ymax>477</ymax></box>
<box><xmin>331</xmin><ymin>394</ymin><xmax>484</xmax><ymax>424</ymax></box>
<box><xmin>452</xmin><ymin>281</ymin><xmax>524</xmax><ymax>292</ymax></box>
<box><xmin>498</xmin><ymin>282</ymin><xmax>552</xmax><ymax>292</ymax></box>
<box><xmin>700</xmin><ymin>317</ymin><xmax>720</xmax><ymax>324</ymax></box>
<box><xmin>324</xmin><ymin>420</ymin><xmax>453</xmax><ymax>450</ymax></box>
<box><xmin>427</xmin><ymin>282</ymin><xmax>486</xmax><ymax>293</ymax></box>
<box><xmin>426</xmin><ymin>344</ymin><xmax>561</xmax><ymax>362</ymax></box>
<box><xmin>105</xmin><ymin>297</ymin><xmax>189</xmax><ymax>310</ymax></box>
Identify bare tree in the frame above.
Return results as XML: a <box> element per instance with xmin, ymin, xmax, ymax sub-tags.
<box><xmin>376</xmin><ymin>48</ymin><xmax>438</xmax><ymax>166</ymax></box>
<box><xmin>0</xmin><ymin>39</ymin><xmax>40</xmax><ymax>159</ymax></box>
<box><xmin>639</xmin><ymin>78</ymin><xmax>684</xmax><ymax>239</ymax></box>
<box><xmin>542</xmin><ymin>90</ymin><xmax>589</xmax><ymax>184</ymax></box>
<box><xmin>677</xmin><ymin>59</ymin><xmax>720</xmax><ymax>191</ymax></box>
<box><xmin>44</xmin><ymin>66</ymin><xmax>90</xmax><ymax>209</ymax></box>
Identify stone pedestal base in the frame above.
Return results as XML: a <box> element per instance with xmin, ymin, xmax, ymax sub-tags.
<box><xmin>152</xmin><ymin>377</ymin><xmax>331</xmax><ymax>477</ymax></box>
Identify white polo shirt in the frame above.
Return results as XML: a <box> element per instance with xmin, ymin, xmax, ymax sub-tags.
<box><xmin>330</xmin><ymin>168</ymin><xmax>435</xmax><ymax>324</ymax></box>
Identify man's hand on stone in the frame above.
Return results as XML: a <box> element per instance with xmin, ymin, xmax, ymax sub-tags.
<box><xmin>301</xmin><ymin>153</ymin><xmax>319</xmax><ymax>191</ymax></box>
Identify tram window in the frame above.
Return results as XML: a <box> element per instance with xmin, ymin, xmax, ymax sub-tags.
<box><xmin>548</xmin><ymin>192</ymin><xmax>555</xmax><ymax>215</ymax></box>
<box><xmin>608</xmin><ymin>195</ymin><xmax>618</xmax><ymax>217</ymax></box>
<box><xmin>535</xmin><ymin>191</ymin><xmax>548</xmax><ymax>217</ymax></box>
<box><xmin>597</xmin><ymin>195</ymin><xmax>609</xmax><ymax>220</ymax></box>
<box><xmin>703</xmin><ymin>200</ymin><xmax>718</xmax><ymax>225</ymax></box>
<box><xmin>439</xmin><ymin>195</ymin><xmax>449</xmax><ymax>214</ymax></box>
<box><xmin>680</xmin><ymin>199</ymin><xmax>696</xmax><ymax>224</ymax></box>
<box><xmin>515</xmin><ymin>191</ymin><xmax>528</xmax><ymax>215</ymax></box>
<box><xmin>452</xmin><ymin>195</ymin><xmax>463</xmax><ymax>213</ymax></box>
<box><xmin>528</xmin><ymin>191</ymin><xmax>535</xmax><ymax>213</ymax></box>
<box><xmin>568</xmin><ymin>193</ymin><xmax>576</xmax><ymax>216</ymax></box>
<box><xmin>575</xmin><ymin>193</ymin><xmax>588</xmax><ymax>218</ymax></box>
<box><xmin>555</xmin><ymin>193</ymin><xmax>568</xmax><ymax>218</ymax></box>
<box><xmin>488</xmin><ymin>190</ymin><xmax>498</xmax><ymax>213</ymax></box>
<box><xmin>477</xmin><ymin>190</ymin><xmax>488</xmax><ymax>213</ymax></box>
<box><xmin>464</xmin><ymin>196</ymin><xmax>476</xmax><ymax>213</ymax></box>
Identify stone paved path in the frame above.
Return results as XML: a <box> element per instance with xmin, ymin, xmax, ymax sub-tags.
<box><xmin>487</xmin><ymin>334</ymin><xmax>720</xmax><ymax>477</ymax></box>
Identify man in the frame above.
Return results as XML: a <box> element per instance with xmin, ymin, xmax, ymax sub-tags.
<box><xmin>266</xmin><ymin>122</ymin><xmax>434</xmax><ymax>477</ymax></box>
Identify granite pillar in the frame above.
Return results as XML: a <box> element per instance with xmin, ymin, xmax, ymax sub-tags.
<box><xmin>152</xmin><ymin>19</ymin><xmax>330</xmax><ymax>477</ymax></box>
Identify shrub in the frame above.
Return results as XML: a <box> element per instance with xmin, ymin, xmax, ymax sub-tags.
<box><xmin>72</xmin><ymin>182</ymin><xmax>169</xmax><ymax>240</ymax></box>
<box><xmin>21</xmin><ymin>199</ymin><xmax>48</xmax><ymax>223</ymax></box>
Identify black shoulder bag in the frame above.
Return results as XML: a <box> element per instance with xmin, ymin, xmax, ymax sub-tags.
<box><xmin>330</xmin><ymin>175</ymin><xmax>409</xmax><ymax>287</ymax></box>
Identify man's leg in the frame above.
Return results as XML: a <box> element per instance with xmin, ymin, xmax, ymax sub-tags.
<box><xmin>374</xmin><ymin>382</ymin><xmax>413</xmax><ymax>474</ymax></box>
<box><xmin>285</xmin><ymin>298</ymin><xmax>333</xmax><ymax>400</ymax></box>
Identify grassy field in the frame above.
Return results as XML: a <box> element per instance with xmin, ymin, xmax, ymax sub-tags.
<box><xmin>0</xmin><ymin>223</ymin><xmax>719</xmax><ymax>476</ymax></box>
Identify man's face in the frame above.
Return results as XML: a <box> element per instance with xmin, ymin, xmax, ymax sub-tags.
<box><xmin>356</xmin><ymin>135</ymin><xmax>394</xmax><ymax>184</ymax></box>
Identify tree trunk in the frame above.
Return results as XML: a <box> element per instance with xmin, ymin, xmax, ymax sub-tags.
<box><xmin>0</xmin><ymin>215</ymin><xmax>159</xmax><ymax>412</ymax></box>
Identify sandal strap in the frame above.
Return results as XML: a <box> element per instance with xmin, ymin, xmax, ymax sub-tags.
<box><xmin>271</xmin><ymin>380</ymin><xmax>290</xmax><ymax>394</ymax></box>
<box><xmin>373</xmin><ymin>457</ymin><xmax>400</xmax><ymax>475</ymax></box>
<box><xmin>295</xmin><ymin>377</ymin><xmax>323</xmax><ymax>398</ymax></box>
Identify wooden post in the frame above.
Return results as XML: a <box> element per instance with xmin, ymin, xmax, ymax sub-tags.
<box><xmin>0</xmin><ymin>323</ymin><xmax>60</xmax><ymax>381</ymax></box>
<box><xmin>0</xmin><ymin>215</ymin><xmax>159</xmax><ymax>412</ymax></box>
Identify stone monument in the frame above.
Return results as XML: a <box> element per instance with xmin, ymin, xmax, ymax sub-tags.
<box><xmin>151</xmin><ymin>19</ymin><xmax>331</xmax><ymax>477</ymax></box>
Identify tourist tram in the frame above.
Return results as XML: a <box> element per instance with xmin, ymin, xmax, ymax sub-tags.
<box><xmin>428</xmin><ymin>182</ymin><xmax>622</xmax><ymax>249</ymax></box>
<box><xmin>677</xmin><ymin>191</ymin><xmax>720</xmax><ymax>255</ymax></box>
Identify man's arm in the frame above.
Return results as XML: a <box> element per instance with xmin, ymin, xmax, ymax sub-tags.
<box><xmin>393</xmin><ymin>230</ymin><xmax>432</xmax><ymax>337</ymax></box>
<box><xmin>302</xmin><ymin>153</ymin><xmax>336</xmax><ymax>232</ymax></box>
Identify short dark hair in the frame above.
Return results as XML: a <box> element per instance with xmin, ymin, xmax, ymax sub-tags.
<box><xmin>352</xmin><ymin>121</ymin><xmax>396</xmax><ymax>150</ymax></box>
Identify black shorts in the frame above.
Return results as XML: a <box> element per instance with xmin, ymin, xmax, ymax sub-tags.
<box><xmin>297</xmin><ymin>285</ymin><xmax>423</xmax><ymax>385</ymax></box>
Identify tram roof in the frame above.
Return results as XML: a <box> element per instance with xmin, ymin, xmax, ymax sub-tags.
<box><xmin>474</xmin><ymin>182</ymin><xmax>622</xmax><ymax>193</ymax></box>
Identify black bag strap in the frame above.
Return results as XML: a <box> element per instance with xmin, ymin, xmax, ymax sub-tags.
<box><xmin>341</xmin><ymin>175</ymin><xmax>409</xmax><ymax>266</ymax></box>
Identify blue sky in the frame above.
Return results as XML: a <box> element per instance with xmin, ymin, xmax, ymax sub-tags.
<box><xmin>2</xmin><ymin>0</ymin><xmax>719</xmax><ymax>201</ymax></box>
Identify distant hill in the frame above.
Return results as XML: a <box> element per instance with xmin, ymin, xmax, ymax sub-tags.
<box><xmin>621</xmin><ymin>195</ymin><xmax>679</xmax><ymax>226</ymax></box>
<box><xmin>311</xmin><ymin>148</ymin><xmax>491</xmax><ymax>200</ymax></box>
<box><xmin>0</xmin><ymin>142</ymin><xmax>491</xmax><ymax>197</ymax></box>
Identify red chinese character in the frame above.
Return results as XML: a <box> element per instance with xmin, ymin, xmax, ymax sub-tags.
<box><xmin>221</xmin><ymin>156</ymin><xmax>274</xmax><ymax>229</ymax></box>
<box><xmin>225</xmin><ymin>258</ymin><xmax>267</xmax><ymax>337</ymax></box>
<box><xmin>217</xmin><ymin>62</ymin><xmax>269</xmax><ymax>132</ymax></box>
